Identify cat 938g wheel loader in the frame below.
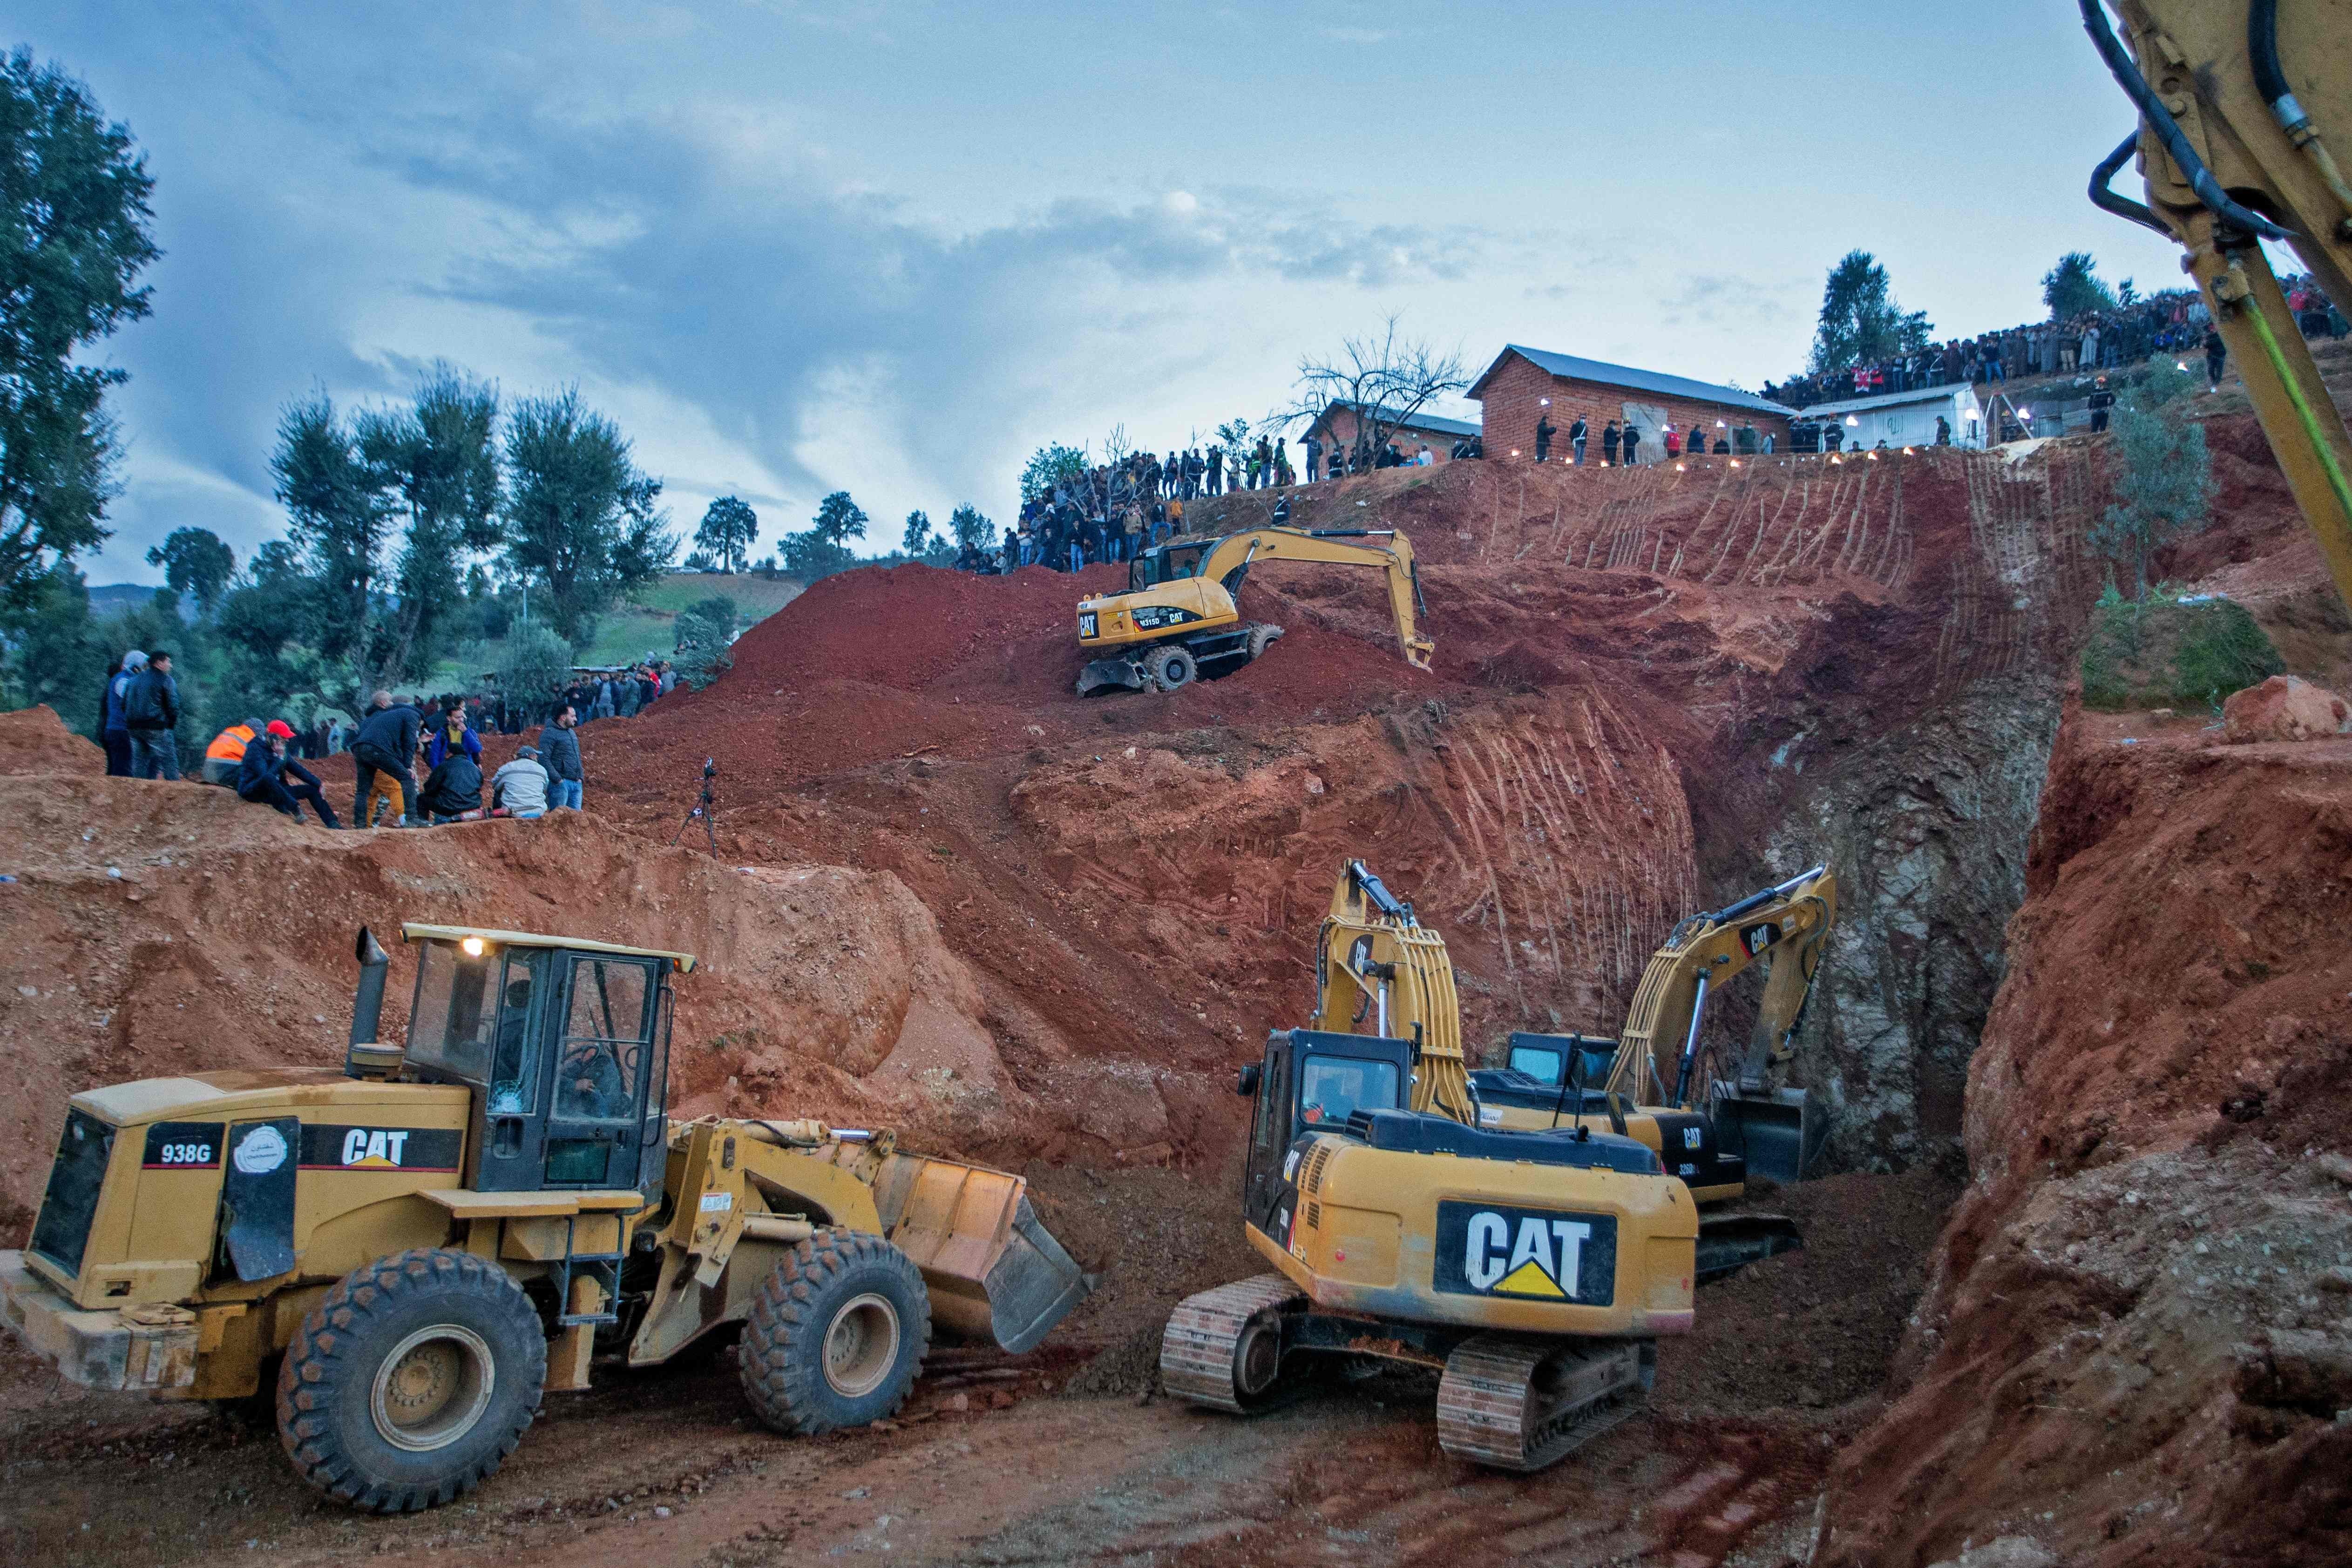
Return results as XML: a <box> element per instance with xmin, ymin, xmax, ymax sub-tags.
<box><xmin>0</xmin><ymin>924</ymin><xmax>1091</xmax><ymax>1514</ymax></box>
<box><xmin>1074</xmin><ymin>524</ymin><xmax>1434</xmax><ymax>695</ymax></box>
<box><xmin>1160</xmin><ymin>861</ymin><xmax>1826</xmax><ymax>1471</ymax></box>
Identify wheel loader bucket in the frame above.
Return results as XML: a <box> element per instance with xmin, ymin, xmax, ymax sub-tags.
<box><xmin>872</xmin><ymin>1154</ymin><xmax>1095</xmax><ymax>1354</ymax></box>
<box><xmin>1076</xmin><ymin>657</ymin><xmax>1147</xmax><ymax>697</ymax></box>
<box><xmin>1714</xmin><ymin>1087</ymin><xmax>1827</xmax><ymax>1186</ymax></box>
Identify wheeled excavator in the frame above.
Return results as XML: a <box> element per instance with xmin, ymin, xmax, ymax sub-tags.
<box><xmin>2</xmin><ymin>924</ymin><xmax>1091</xmax><ymax>1513</ymax></box>
<box><xmin>2079</xmin><ymin>0</ymin><xmax>2352</xmax><ymax>618</ymax></box>
<box><xmin>1159</xmin><ymin>862</ymin><xmax>1820</xmax><ymax>1472</ymax></box>
<box><xmin>1074</xmin><ymin>524</ymin><xmax>1434</xmax><ymax>695</ymax></box>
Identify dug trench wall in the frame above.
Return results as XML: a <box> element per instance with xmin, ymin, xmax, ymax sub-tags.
<box><xmin>1820</xmin><ymin>718</ymin><xmax>2352</xmax><ymax>1567</ymax></box>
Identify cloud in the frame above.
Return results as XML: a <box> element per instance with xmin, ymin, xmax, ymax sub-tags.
<box><xmin>1322</xmin><ymin>27</ymin><xmax>1392</xmax><ymax>45</ymax></box>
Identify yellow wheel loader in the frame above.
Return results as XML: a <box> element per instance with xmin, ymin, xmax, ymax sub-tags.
<box><xmin>1</xmin><ymin>924</ymin><xmax>1090</xmax><ymax>1514</ymax></box>
<box><xmin>1158</xmin><ymin>863</ymin><xmax>1815</xmax><ymax>1471</ymax></box>
<box><xmin>1074</xmin><ymin>525</ymin><xmax>1434</xmax><ymax>695</ymax></box>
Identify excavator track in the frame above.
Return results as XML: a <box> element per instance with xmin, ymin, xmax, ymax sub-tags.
<box><xmin>1158</xmin><ymin>1274</ymin><xmax>1306</xmax><ymax>1412</ymax></box>
<box><xmin>1435</xmin><ymin>1334</ymin><xmax>1646</xmax><ymax>1472</ymax></box>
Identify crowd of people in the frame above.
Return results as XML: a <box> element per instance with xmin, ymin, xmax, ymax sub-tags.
<box><xmin>90</xmin><ymin>646</ymin><xmax>688</xmax><ymax>829</ymax></box>
<box><xmin>1765</xmin><ymin>278</ymin><xmax>2346</xmax><ymax>410</ymax></box>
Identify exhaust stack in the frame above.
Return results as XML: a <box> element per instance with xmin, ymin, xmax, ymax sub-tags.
<box><xmin>345</xmin><ymin>927</ymin><xmax>400</xmax><ymax>1079</ymax></box>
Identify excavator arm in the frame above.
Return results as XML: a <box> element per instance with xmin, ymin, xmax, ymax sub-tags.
<box><xmin>1309</xmin><ymin>859</ymin><xmax>1472</xmax><ymax>1120</ymax></box>
<box><xmin>1605</xmin><ymin>865</ymin><xmax>1837</xmax><ymax>1113</ymax></box>
<box><xmin>1193</xmin><ymin>527</ymin><xmax>1437</xmax><ymax>670</ymax></box>
<box><xmin>2082</xmin><ymin>0</ymin><xmax>2352</xmax><ymax>614</ymax></box>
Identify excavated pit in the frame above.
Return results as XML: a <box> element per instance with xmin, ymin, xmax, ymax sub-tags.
<box><xmin>4</xmin><ymin>385</ymin><xmax>2350</xmax><ymax>1564</ymax></box>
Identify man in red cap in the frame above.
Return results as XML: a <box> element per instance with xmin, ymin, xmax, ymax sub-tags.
<box><xmin>236</xmin><ymin>719</ymin><xmax>342</xmax><ymax>827</ymax></box>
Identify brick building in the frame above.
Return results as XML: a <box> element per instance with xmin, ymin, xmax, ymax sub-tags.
<box><xmin>1301</xmin><ymin>399</ymin><xmax>1482</xmax><ymax>471</ymax></box>
<box><xmin>1467</xmin><ymin>344</ymin><xmax>1795</xmax><ymax>465</ymax></box>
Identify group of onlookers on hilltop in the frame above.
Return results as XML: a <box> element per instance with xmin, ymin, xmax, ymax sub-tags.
<box><xmin>91</xmin><ymin>646</ymin><xmax>687</xmax><ymax>830</ymax></box>
<box><xmin>1765</xmin><ymin>278</ymin><xmax>2346</xmax><ymax>411</ymax></box>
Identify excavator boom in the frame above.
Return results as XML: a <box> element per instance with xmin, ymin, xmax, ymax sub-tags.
<box><xmin>2082</xmin><ymin>0</ymin><xmax>2352</xmax><ymax>616</ymax></box>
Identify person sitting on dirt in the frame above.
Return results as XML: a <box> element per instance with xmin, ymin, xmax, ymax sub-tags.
<box><xmin>490</xmin><ymin>744</ymin><xmax>549</xmax><ymax>819</ymax></box>
<box><xmin>201</xmin><ymin>716</ymin><xmax>265</xmax><ymax>786</ymax></box>
<box><xmin>416</xmin><ymin>745</ymin><xmax>484</xmax><ymax>824</ymax></box>
<box><xmin>424</xmin><ymin>699</ymin><xmax>480</xmax><ymax>770</ymax></box>
<box><xmin>236</xmin><ymin>720</ymin><xmax>342</xmax><ymax>827</ymax></box>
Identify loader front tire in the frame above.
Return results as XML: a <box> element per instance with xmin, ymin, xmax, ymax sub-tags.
<box><xmin>739</xmin><ymin>1228</ymin><xmax>930</xmax><ymax>1435</ymax></box>
<box><xmin>277</xmin><ymin>1247</ymin><xmax>547</xmax><ymax>1513</ymax></box>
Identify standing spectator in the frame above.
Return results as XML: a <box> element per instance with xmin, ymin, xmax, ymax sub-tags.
<box><xmin>594</xmin><ymin>676</ymin><xmax>616</xmax><ymax>721</ymax></box>
<box><xmin>99</xmin><ymin>652</ymin><xmax>141</xmax><ymax>777</ymax></box>
<box><xmin>2087</xmin><ymin>377</ymin><xmax>2115</xmax><ymax>434</ymax></box>
<box><xmin>1415</xmin><ymin>444</ymin><xmax>1433</xmax><ymax>466</ymax></box>
<box><xmin>1663</xmin><ymin>424</ymin><xmax>1682</xmax><ymax>460</ymax></box>
<box><xmin>492</xmin><ymin>745</ymin><xmax>550</xmax><ymax>819</ymax></box>
<box><xmin>1303</xmin><ymin>433</ymin><xmax>1323</xmax><ymax>483</ymax></box>
<box><xmin>1620</xmin><ymin>422</ymin><xmax>1642</xmax><ymax>467</ymax></box>
<box><xmin>1534</xmin><ymin>411</ymin><xmax>1556</xmax><ymax>463</ymax></box>
<box><xmin>2204</xmin><ymin>325</ymin><xmax>2228</xmax><ymax>391</ymax></box>
<box><xmin>425</xmin><ymin>700</ymin><xmax>481</xmax><ymax>770</ymax></box>
<box><xmin>539</xmin><ymin>705</ymin><xmax>584</xmax><ymax>811</ymax></box>
<box><xmin>2078</xmin><ymin>322</ymin><xmax>2099</xmax><ymax>376</ymax></box>
<box><xmin>351</xmin><ymin>690</ymin><xmax>422</xmax><ymax>828</ymax></box>
<box><xmin>124</xmin><ymin>650</ymin><xmax>183</xmax><ymax>781</ymax></box>
<box><xmin>1601</xmin><ymin>420</ymin><xmax>1621</xmax><ymax>465</ymax></box>
<box><xmin>1569</xmin><ymin>415</ymin><xmax>1588</xmax><ymax>465</ymax></box>
<box><xmin>658</xmin><ymin>661</ymin><xmax>678</xmax><ymax>696</ymax></box>
<box><xmin>237</xmin><ymin>720</ymin><xmax>341</xmax><ymax>827</ymax></box>
<box><xmin>1936</xmin><ymin>414</ymin><xmax>1952</xmax><ymax>446</ymax></box>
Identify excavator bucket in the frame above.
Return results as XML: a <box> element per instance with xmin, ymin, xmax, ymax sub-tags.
<box><xmin>1695</xmin><ymin>1212</ymin><xmax>1804</xmax><ymax>1283</ymax></box>
<box><xmin>1076</xmin><ymin>657</ymin><xmax>1148</xmax><ymax>697</ymax></box>
<box><xmin>872</xmin><ymin>1153</ymin><xmax>1095</xmax><ymax>1354</ymax></box>
<box><xmin>1713</xmin><ymin>1087</ymin><xmax>1827</xmax><ymax>1186</ymax></box>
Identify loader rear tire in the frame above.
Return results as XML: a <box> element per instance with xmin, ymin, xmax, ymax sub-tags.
<box><xmin>739</xmin><ymin>1228</ymin><xmax>929</xmax><ymax>1436</ymax></box>
<box><xmin>277</xmin><ymin>1247</ymin><xmax>546</xmax><ymax>1513</ymax></box>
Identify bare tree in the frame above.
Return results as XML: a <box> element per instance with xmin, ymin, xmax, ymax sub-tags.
<box><xmin>1278</xmin><ymin>316</ymin><xmax>1469</xmax><ymax>470</ymax></box>
<box><xmin>1101</xmin><ymin>422</ymin><xmax>1133</xmax><ymax>468</ymax></box>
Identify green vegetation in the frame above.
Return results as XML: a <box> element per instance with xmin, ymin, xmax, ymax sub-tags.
<box><xmin>2088</xmin><ymin>363</ymin><xmax>2212</xmax><ymax>597</ymax></box>
<box><xmin>2079</xmin><ymin>584</ymin><xmax>2284</xmax><ymax>711</ymax></box>
<box><xmin>2041</xmin><ymin>251</ymin><xmax>2119</xmax><ymax>319</ymax></box>
<box><xmin>1808</xmin><ymin>250</ymin><xmax>1932</xmax><ymax>375</ymax></box>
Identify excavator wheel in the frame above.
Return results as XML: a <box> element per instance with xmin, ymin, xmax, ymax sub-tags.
<box><xmin>1243</xmin><ymin>624</ymin><xmax>1282</xmax><ymax>664</ymax></box>
<box><xmin>739</xmin><ymin>1228</ymin><xmax>930</xmax><ymax>1436</ymax></box>
<box><xmin>1144</xmin><ymin>644</ymin><xmax>1197</xmax><ymax>692</ymax></box>
<box><xmin>1434</xmin><ymin>1334</ymin><xmax>1649</xmax><ymax>1472</ymax></box>
<box><xmin>1158</xmin><ymin>1274</ymin><xmax>1306</xmax><ymax>1412</ymax></box>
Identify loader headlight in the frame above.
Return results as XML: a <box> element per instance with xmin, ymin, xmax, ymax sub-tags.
<box><xmin>460</xmin><ymin>936</ymin><xmax>488</xmax><ymax>957</ymax></box>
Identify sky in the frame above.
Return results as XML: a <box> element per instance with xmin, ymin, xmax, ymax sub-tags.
<box><xmin>24</xmin><ymin>0</ymin><xmax>2189</xmax><ymax>585</ymax></box>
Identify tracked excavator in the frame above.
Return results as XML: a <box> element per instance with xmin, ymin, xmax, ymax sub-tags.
<box><xmin>1159</xmin><ymin>862</ymin><xmax>1819</xmax><ymax>1471</ymax></box>
<box><xmin>1</xmin><ymin>924</ymin><xmax>1091</xmax><ymax>1513</ymax></box>
<box><xmin>1074</xmin><ymin>524</ymin><xmax>1434</xmax><ymax>695</ymax></box>
<box><xmin>1468</xmin><ymin>864</ymin><xmax>1839</xmax><ymax>1195</ymax></box>
<box><xmin>2078</xmin><ymin>0</ymin><xmax>2352</xmax><ymax>618</ymax></box>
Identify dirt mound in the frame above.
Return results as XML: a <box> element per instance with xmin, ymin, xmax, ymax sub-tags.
<box><xmin>0</xmin><ymin>772</ymin><xmax>1207</xmax><ymax>1233</ymax></box>
<box><xmin>0</xmin><ymin>704</ymin><xmax>105</xmax><ymax>777</ymax></box>
<box><xmin>1820</xmin><ymin>713</ymin><xmax>2352</xmax><ymax>1567</ymax></box>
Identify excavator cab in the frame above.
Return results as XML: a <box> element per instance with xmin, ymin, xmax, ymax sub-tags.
<box><xmin>1128</xmin><ymin>540</ymin><xmax>1209</xmax><ymax>591</ymax></box>
<box><xmin>1237</xmin><ymin>1029</ymin><xmax>1413</xmax><ymax>1237</ymax></box>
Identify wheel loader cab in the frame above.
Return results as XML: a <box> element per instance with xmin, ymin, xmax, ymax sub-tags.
<box><xmin>1238</xmin><ymin>1029</ymin><xmax>1413</xmax><ymax>1235</ymax></box>
<box><xmin>396</xmin><ymin>928</ymin><xmax>681</xmax><ymax>1197</ymax></box>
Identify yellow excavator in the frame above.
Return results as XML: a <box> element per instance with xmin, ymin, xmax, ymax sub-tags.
<box><xmin>1469</xmin><ymin>865</ymin><xmax>1839</xmax><ymax>1195</ymax></box>
<box><xmin>2</xmin><ymin>924</ymin><xmax>1090</xmax><ymax>1513</ymax></box>
<box><xmin>2080</xmin><ymin>0</ymin><xmax>2352</xmax><ymax>616</ymax></box>
<box><xmin>1159</xmin><ymin>862</ymin><xmax>1817</xmax><ymax>1471</ymax></box>
<box><xmin>1074</xmin><ymin>524</ymin><xmax>1434</xmax><ymax>695</ymax></box>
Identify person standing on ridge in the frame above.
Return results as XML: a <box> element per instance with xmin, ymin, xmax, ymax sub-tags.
<box><xmin>539</xmin><ymin>704</ymin><xmax>584</xmax><ymax>812</ymax></box>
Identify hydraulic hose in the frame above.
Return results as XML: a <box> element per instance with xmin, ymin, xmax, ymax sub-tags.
<box><xmin>2078</xmin><ymin>0</ymin><xmax>2296</xmax><ymax>241</ymax></box>
<box><xmin>2091</xmin><ymin>129</ymin><xmax>2172</xmax><ymax>238</ymax></box>
<box><xmin>2250</xmin><ymin>0</ymin><xmax>2352</xmax><ymax>227</ymax></box>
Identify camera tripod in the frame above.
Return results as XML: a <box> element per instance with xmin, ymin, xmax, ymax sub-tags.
<box><xmin>671</xmin><ymin>758</ymin><xmax>719</xmax><ymax>852</ymax></box>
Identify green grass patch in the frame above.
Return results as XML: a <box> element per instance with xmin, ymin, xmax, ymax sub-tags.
<box><xmin>432</xmin><ymin>571</ymin><xmax>802</xmax><ymax>682</ymax></box>
<box><xmin>2080</xmin><ymin>584</ymin><xmax>2284</xmax><ymax>711</ymax></box>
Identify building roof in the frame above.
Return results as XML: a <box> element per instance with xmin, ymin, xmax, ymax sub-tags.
<box><xmin>1798</xmin><ymin>384</ymin><xmax>1982</xmax><ymax>417</ymax></box>
<box><xmin>1468</xmin><ymin>345</ymin><xmax>1795</xmax><ymax>417</ymax></box>
<box><xmin>1314</xmin><ymin>399</ymin><xmax>1482</xmax><ymax>440</ymax></box>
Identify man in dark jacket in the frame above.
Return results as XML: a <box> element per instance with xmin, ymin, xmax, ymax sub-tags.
<box><xmin>238</xmin><ymin>720</ymin><xmax>341</xmax><ymax>826</ymax></box>
<box><xmin>2088</xmin><ymin>377</ymin><xmax>2115</xmax><ymax>434</ymax></box>
<box><xmin>99</xmin><ymin>652</ymin><xmax>141</xmax><ymax>776</ymax></box>
<box><xmin>351</xmin><ymin>690</ymin><xmax>422</xmax><ymax>828</ymax></box>
<box><xmin>1600</xmin><ymin>421</ymin><xmax>1621</xmax><ymax>465</ymax></box>
<box><xmin>417</xmin><ymin>748</ymin><xmax>483</xmax><ymax>823</ymax></box>
<box><xmin>1534</xmin><ymin>412</ymin><xmax>1556</xmax><ymax>463</ymax></box>
<box><xmin>538</xmin><ymin>704</ymin><xmax>583</xmax><ymax>811</ymax></box>
<box><xmin>124</xmin><ymin>650</ymin><xmax>183</xmax><ymax>780</ymax></box>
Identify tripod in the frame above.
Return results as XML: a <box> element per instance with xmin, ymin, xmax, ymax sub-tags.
<box><xmin>671</xmin><ymin>759</ymin><xmax>719</xmax><ymax>853</ymax></box>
